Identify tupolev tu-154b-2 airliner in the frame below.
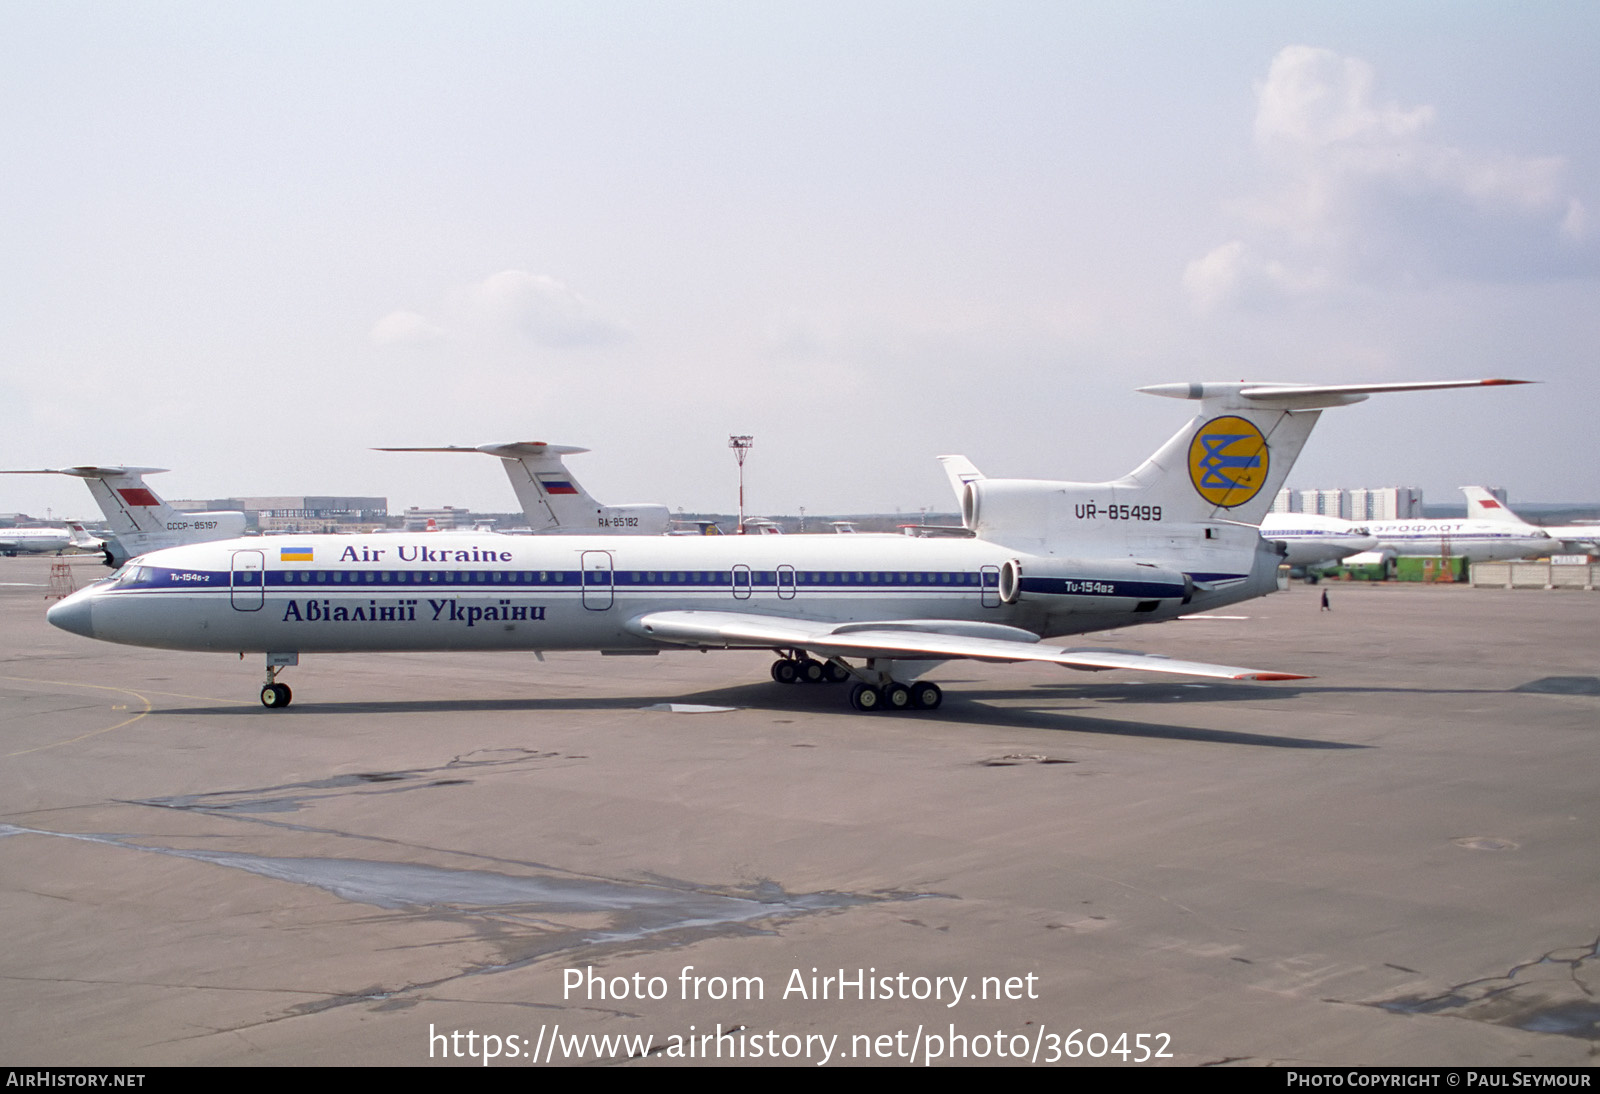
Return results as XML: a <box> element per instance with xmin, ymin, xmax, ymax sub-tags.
<box><xmin>46</xmin><ymin>379</ymin><xmax>1525</xmax><ymax>712</ymax></box>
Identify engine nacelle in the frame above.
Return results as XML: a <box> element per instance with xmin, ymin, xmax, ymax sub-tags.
<box><xmin>964</xmin><ymin>478</ymin><xmax>1172</xmax><ymax>553</ymax></box>
<box><xmin>997</xmin><ymin>557</ymin><xmax>1192</xmax><ymax>614</ymax></box>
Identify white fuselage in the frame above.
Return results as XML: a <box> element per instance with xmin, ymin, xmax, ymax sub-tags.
<box><xmin>41</xmin><ymin>377</ymin><xmax>1527</xmax><ymax>709</ymax></box>
<box><xmin>1258</xmin><ymin>514</ymin><xmax>1378</xmax><ymax>568</ymax></box>
<box><xmin>0</xmin><ymin>526</ymin><xmax>100</xmax><ymax>555</ymax></box>
<box><xmin>1540</xmin><ymin>525</ymin><xmax>1600</xmax><ymax>554</ymax></box>
<box><xmin>100</xmin><ymin>512</ymin><xmax>248</xmax><ymax>567</ymax></box>
<box><xmin>0</xmin><ymin>527</ymin><xmax>74</xmax><ymax>554</ymax></box>
<box><xmin>1366</xmin><ymin>518</ymin><xmax>1555</xmax><ymax>562</ymax></box>
<box><xmin>49</xmin><ymin>531</ymin><xmax>1278</xmax><ymax>656</ymax></box>
<box><xmin>1263</xmin><ymin>513</ymin><xmax>1553</xmax><ymax>564</ymax></box>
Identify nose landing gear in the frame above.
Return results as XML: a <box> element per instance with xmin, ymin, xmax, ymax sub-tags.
<box><xmin>259</xmin><ymin>652</ymin><xmax>299</xmax><ymax>709</ymax></box>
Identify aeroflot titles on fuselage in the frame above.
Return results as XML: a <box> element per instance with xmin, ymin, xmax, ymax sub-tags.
<box><xmin>1369</xmin><ymin>522</ymin><xmax>1528</xmax><ymax>537</ymax></box>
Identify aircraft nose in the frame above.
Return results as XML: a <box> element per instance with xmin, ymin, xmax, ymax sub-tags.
<box><xmin>46</xmin><ymin>593</ymin><xmax>95</xmax><ymax>639</ymax></box>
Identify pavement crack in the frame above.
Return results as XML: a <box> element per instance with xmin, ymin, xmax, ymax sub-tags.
<box><xmin>1368</xmin><ymin>934</ymin><xmax>1600</xmax><ymax>1040</ymax></box>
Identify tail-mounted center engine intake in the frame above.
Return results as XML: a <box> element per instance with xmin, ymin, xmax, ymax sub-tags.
<box><xmin>997</xmin><ymin>557</ymin><xmax>1194</xmax><ymax>614</ymax></box>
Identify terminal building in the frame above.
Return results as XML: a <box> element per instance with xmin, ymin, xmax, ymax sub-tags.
<box><xmin>171</xmin><ymin>496</ymin><xmax>388</xmax><ymax>533</ymax></box>
<box><xmin>1270</xmin><ymin>486</ymin><xmax>1508</xmax><ymax>521</ymax></box>
<box><xmin>1272</xmin><ymin>487</ymin><xmax>1422</xmax><ymax>521</ymax></box>
<box><xmin>400</xmin><ymin>506</ymin><xmax>474</xmax><ymax>532</ymax></box>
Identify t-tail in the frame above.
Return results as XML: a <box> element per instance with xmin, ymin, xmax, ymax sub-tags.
<box><xmin>958</xmin><ymin>379</ymin><xmax>1529</xmax><ymax>599</ymax></box>
<box><xmin>0</xmin><ymin>466</ymin><xmax>247</xmax><ymax>565</ymax></box>
<box><xmin>375</xmin><ymin>442</ymin><xmax>671</xmax><ymax>535</ymax></box>
<box><xmin>65</xmin><ymin>522</ymin><xmax>104</xmax><ymax>551</ymax></box>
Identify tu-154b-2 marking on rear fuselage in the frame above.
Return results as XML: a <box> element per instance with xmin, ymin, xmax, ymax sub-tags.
<box><xmin>46</xmin><ymin>379</ymin><xmax>1527</xmax><ymax>712</ymax></box>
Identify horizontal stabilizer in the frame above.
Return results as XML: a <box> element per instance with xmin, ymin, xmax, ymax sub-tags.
<box><xmin>373</xmin><ymin>443</ymin><xmax>589</xmax><ymax>458</ymax></box>
<box><xmin>1</xmin><ymin>466</ymin><xmax>169</xmax><ymax>478</ymax></box>
<box><xmin>968</xmin><ymin>376</ymin><xmax>1531</xmax><ymax>548</ymax></box>
<box><xmin>1138</xmin><ymin>378</ymin><xmax>1532</xmax><ymax>410</ymax></box>
<box><xmin>3</xmin><ymin>465</ymin><xmax>241</xmax><ymax>562</ymax></box>
<box><xmin>377</xmin><ymin>441</ymin><xmax>669</xmax><ymax>534</ymax></box>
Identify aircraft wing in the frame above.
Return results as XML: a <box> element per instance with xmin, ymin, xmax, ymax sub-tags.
<box><xmin>1543</xmin><ymin>526</ymin><xmax>1600</xmax><ymax>551</ymax></box>
<box><xmin>625</xmin><ymin>610</ymin><xmax>1309</xmax><ymax>681</ymax></box>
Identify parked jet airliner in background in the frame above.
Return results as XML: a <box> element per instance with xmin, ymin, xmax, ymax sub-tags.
<box><xmin>1</xmin><ymin>467</ymin><xmax>246</xmax><ymax>566</ymax></box>
<box><xmin>1256</xmin><ymin>513</ymin><xmax>1379</xmax><ymax>569</ymax></box>
<box><xmin>1245</xmin><ymin>486</ymin><xmax>1557</xmax><ymax>567</ymax></box>
<box><xmin>46</xmin><ymin>379</ymin><xmax>1525</xmax><ymax>712</ymax></box>
<box><xmin>375</xmin><ymin>442</ymin><xmax>671</xmax><ymax>535</ymax></box>
<box><xmin>1364</xmin><ymin>486</ymin><xmax>1555</xmax><ymax>562</ymax></box>
<box><xmin>1462</xmin><ymin>487</ymin><xmax>1599</xmax><ymax>555</ymax></box>
<box><xmin>0</xmin><ymin>522</ymin><xmax>103</xmax><ymax>557</ymax></box>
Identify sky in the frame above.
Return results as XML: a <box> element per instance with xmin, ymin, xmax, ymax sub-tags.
<box><xmin>4</xmin><ymin>1</ymin><xmax>1598</xmax><ymax>522</ymax></box>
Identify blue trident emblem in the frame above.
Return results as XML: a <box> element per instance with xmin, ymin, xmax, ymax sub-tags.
<box><xmin>1196</xmin><ymin>431</ymin><xmax>1262</xmax><ymax>490</ymax></box>
<box><xmin>1188</xmin><ymin>415</ymin><xmax>1269</xmax><ymax>506</ymax></box>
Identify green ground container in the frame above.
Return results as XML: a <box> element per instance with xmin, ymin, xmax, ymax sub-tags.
<box><xmin>1334</xmin><ymin>560</ymin><xmax>1390</xmax><ymax>581</ymax></box>
<box><xmin>1394</xmin><ymin>556</ymin><xmax>1470</xmax><ymax>583</ymax></box>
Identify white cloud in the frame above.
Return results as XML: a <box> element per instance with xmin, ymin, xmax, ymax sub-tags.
<box><xmin>1254</xmin><ymin>46</ymin><xmax>1433</xmax><ymax>150</ymax></box>
<box><xmin>1188</xmin><ymin>46</ymin><xmax>1596</xmax><ymax>311</ymax></box>
<box><xmin>368</xmin><ymin>309</ymin><xmax>444</xmax><ymax>346</ymax></box>
<box><xmin>1181</xmin><ymin>240</ymin><xmax>1332</xmax><ymax>313</ymax></box>
<box><xmin>369</xmin><ymin>269</ymin><xmax>630</xmax><ymax>349</ymax></box>
<box><xmin>451</xmin><ymin>270</ymin><xmax>630</xmax><ymax>348</ymax></box>
<box><xmin>1561</xmin><ymin>198</ymin><xmax>1591</xmax><ymax>241</ymax></box>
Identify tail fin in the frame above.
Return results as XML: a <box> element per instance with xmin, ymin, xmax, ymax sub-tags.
<box><xmin>966</xmin><ymin>380</ymin><xmax>1529</xmax><ymax>554</ymax></box>
<box><xmin>65</xmin><ymin>522</ymin><xmax>103</xmax><ymax>549</ymax></box>
<box><xmin>1</xmin><ymin>466</ymin><xmax>182</xmax><ymax>534</ymax></box>
<box><xmin>937</xmin><ymin>455</ymin><xmax>985</xmax><ymax>497</ymax></box>
<box><xmin>375</xmin><ymin>442</ymin><xmax>671</xmax><ymax>535</ymax></box>
<box><xmin>1</xmin><ymin>466</ymin><xmax>246</xmax><ymax>565</ymax></box>
<box><xmin>1461</xmin><ymin>486</ymin><xmax>1520</xmax><ymax>524</ymax></box>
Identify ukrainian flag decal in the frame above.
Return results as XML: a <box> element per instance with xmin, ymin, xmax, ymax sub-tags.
<box><xmin>1187</xmin><ymin>416</ymin><xmax>1269</xmax><ymax>507</ymax></box>
<box><xmin>279</xmin><ymin>547</ymin><xmax>313</xmax><ymax>562</ymax></box>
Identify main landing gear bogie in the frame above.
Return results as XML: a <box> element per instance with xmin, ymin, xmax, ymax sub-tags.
<box><xmin>848</xmin><ymin>680</ymin><xmax>942</xmax><ymax>713</ymax></box>
<box><xmin>771</xmin><ymin>655</ymin><xmax>942</xmax><ymax>713</ymax></box>
<box><xmin>769</xmin><ymin>655</ymin><xmax>848</xmax><ymax>686</ymax></box>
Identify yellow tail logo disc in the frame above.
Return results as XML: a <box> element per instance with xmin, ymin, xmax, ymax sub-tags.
<box><xmin>1188</xmin><ymin>416</ymin><xmax>1269</xmax><ymax>507</ymax></box>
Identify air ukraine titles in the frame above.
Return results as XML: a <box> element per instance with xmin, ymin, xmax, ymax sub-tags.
<box><xmin>338</xmin><ymin>544</ymin><xmax>514</xmax><ymax>563</ymax></box>
<box><xmin>281</xmin><ymin>543</ymin><xmax>542</xmax><ymax>628</ymax></box>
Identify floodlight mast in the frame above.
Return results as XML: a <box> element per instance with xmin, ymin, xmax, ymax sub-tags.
<box><xmin>728</xmin><ymin>435</ymin><xmax>754</xmax><ymax>535</ymax></box>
